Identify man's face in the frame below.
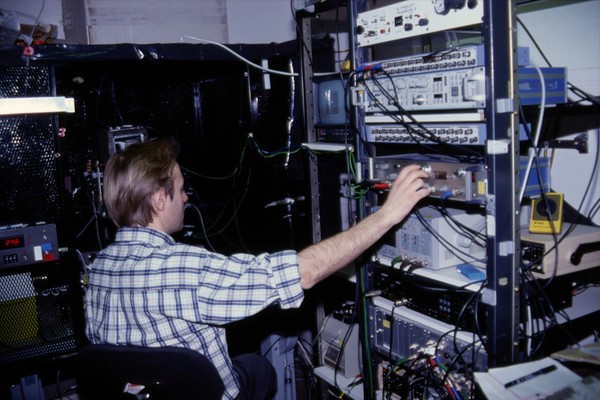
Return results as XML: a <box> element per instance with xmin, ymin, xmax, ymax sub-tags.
<box><xmin>163</xmin><ymin>163</ymin><xmax>188</xmax><ymax>234</ymax></box>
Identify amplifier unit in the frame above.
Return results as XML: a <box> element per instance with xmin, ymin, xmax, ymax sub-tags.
<box><xmin>357</xmin><ymin>45</ymin><xmax>530</xmax><ymax>77</ymax></box>
<box><xmin>364</xmin><ymin>122</ymin><xmax>534</xmax><ymax>146</ymax></box>
<box><xmin>372</xmin><ymin>206</ymin><xmax>486</xmax><ymax>269</ymax></box>
<box><xmin>316</xmin><ymin>127</ymin><xmax>353</xmax><ymax>143</ymax></box>
<box><xmin>368</xmin><ymin>297</ymin><xmax>487</xmax><ymax>373</ymax></box>
<box><xmin>0</xmin><ymin>224</ymin><xmax>59</xmax><ymax>269</ymax></box>
<box><xmin>369</xmin><ymin>263</ymin><xmax>486</xmax><ymax>331</ymax></box>
<box><xmin>356</xmin><ymin>1</ymin><xmax>484</xmax><ymax>46</ymax></box>
<box><xmin>366</xmin><ymin>156</ymin><xmax>488</xmax><ymax>204</ymax></box>
<box><xmin>521</xmin><ymin>223</ymin><xmax>600</xmax><ymax>279</ymax></box>
<box><xmin>518</xmin><ymin>67</ymin><xmax>568</xmax><ymax>106</ymax></box>
<box><xmin>365</xmin><ymin>122</ymin><xmax>486</xmax><ymax>145</ymax></box>
<box><xmin>356</xmin><ymin>65</ymin><xmax>486</xmax><ymax>112</ymax></box>
<box><xmin>319</xmin><ymin>318</ymin><xmax>361</xmax><ymax>379</ymax></box>
<box><xmin>354</xmin><ymin>66</ymin><xmax>567</xmax><ymax>114</ymax></box>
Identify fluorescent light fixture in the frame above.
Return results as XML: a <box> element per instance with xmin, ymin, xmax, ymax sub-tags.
<box><xmin>302</xmin><ymin>142</ymin><xmax>353</xmax><ymax>152</ymax></box>
<box><xmin>0</xmin><ymin>97</ymin><xmax>75</xmax><ymax>116</ymax></box>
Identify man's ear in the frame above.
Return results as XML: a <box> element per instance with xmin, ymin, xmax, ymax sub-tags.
<box><xmin>152</xmin><ymin>188</ymin><xmax>167</xmax><ymax>212</ymax></box>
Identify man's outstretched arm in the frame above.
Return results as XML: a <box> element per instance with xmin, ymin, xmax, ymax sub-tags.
<box><xmin>298</xmin><ymin>164</ymin><xmax>431</xmax><ymax>289</ymax></box>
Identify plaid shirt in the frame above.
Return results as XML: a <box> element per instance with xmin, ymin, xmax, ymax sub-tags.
<box><xmin>85</xmin><ymin>226</ymin><xmax>304</xmax><ymax>399</ymax></box>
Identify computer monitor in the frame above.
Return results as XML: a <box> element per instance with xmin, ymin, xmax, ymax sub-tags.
<box><xmin>315</xmin><ymin>78</ymin><xmax>348</xmax><ymax>126</ymax></box>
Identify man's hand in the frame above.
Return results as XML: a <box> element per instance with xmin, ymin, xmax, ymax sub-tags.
<box><xmin>377</xmin><ymin>164</ymin><xmax>431</xmax><ymax>226</ymax></box>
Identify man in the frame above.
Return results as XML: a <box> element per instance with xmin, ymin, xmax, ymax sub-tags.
<box><xmin>85</xmin><ymin>137</ymin><xmax>431</xmax><ymax>399</ymax></box>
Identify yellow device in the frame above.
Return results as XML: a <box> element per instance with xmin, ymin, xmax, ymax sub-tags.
<box><xmin>529</xmin><ymin>192</ymin><xmax>564</xmax><ymax>234</ymax></box>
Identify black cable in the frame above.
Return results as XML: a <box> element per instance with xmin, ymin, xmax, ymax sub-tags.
<box><xmin>520</xmin><ymin>269</ymin><xmax>578</xmax><ymax>358</ymax></box>
<box><xmin>357</xmin><ymin>262</ymin><xmax>376</xmax><ymax>400</ymax></box>
<box><xmin>295</xmin><ymin>336</ymin><xmax>318</xmax><ymax>400</ymax></box>
<box><xmin>290</xmin><ymin>0</ymin><xmax>315</xmax><ymax>71</ymax></box>
<box><xmin>452</xmin><ymin>283</ymin><xmax>486</xmax><ymax>360</ymax></box>
<box><xmin>380</xmin><ymin>303</ymin><xmax>400</xmax><ymax>400</ymax></box>
<box><xmin>428</xmin><ymin>204</ymin><xmax>487</xmax><ymax>247</ymax></box>
<box><xmin>364</xmin><ymin>74</ymin><xmax>448</xmax><ymax>155</ymax></box>
<box><xmin>588</xmin><ymin>196</ymin><xmax>600</xmax><ymax>221</ymax></box>
<box><xmin>515</xmin><ymin>17</ymin><xmax>553</xmax><ymax>68</ymax></box>
<box><xmin>185</xmin><ymin>202</ymin><xmax>216</xmax><ymax>252</ymax></box>
<box><xmin>518</xmin><ymin>103</ymin><xmax>564</xmax><ymax>290</ymax></box>
<box><xmin>333</xmin><ymin>303</ymin><xmax>358</xmax><ymax>392</ymax></box>
<box><xmin>414</xmin><ymin>209</ymin><xmax>486</xmax><ymax>265</ymax></box>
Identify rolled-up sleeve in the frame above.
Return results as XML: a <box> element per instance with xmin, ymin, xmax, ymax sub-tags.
<box><xmin>268</xmin><ymin>250</ymin><xmax>304</xmax><ymax>309</ymax></box>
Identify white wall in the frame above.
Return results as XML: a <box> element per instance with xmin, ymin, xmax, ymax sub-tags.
<box><xmin>225</xmin><ymin>0</ymin><xmax>296</xmax><ymax>44</ymax></box>
<box><xmin>517</xmin><ymin>1</ymin><xmax>600</xmax><ymax>224</ymax></box>
<box><xmin>86</xmin><ymin>0</ymin><xmax>297</xmax><ymax>45</ymax></box>
<box><xmin>517</xmin><ymin>0</ymin><xmax>600</xmax><ymax>98</ymax></box>
<box><xmin>86</xmin><ymin>0</ymin><xmax>229</xmax><ymax>44</ymax></box>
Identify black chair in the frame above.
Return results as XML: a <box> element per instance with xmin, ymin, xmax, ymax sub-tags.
<box><xmin>76</xmin><ymin>344</ymin><xmax>225</xmax><ymax>400</ymax></box>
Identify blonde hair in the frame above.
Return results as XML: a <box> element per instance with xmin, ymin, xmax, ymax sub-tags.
<box><xmin>103</xmin><ymin>137</ymin><xmax>179</xmax><ymax>227</ymax></box>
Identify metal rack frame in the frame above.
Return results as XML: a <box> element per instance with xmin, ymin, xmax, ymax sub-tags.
<box><xmin>298</xmin><ymin>0</ymin><xmax>521</xmax><ymax>396</ymax></box>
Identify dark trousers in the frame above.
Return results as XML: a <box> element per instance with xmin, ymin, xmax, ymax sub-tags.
<box><xmin>232</xmin><ymin>353</ymin><xmax>277</xmax><ymax>400</ymax></box>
